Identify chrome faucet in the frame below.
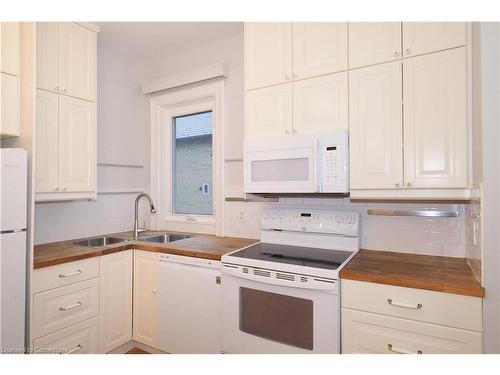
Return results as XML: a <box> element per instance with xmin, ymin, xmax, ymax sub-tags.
<box><xmin>134</xmin><ymin>193</ymin><xmax>156</xmax><ymax>240</ymax></box>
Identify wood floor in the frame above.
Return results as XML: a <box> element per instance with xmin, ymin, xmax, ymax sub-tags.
<box><xmin>126</xmin><ymin>347</ymin><xmax>150</xmax><ymax>354</ymax></box>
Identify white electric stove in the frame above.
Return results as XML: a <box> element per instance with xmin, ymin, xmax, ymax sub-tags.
<box><xmin>221</xmin><ymin>208</ymin><xmax>360</xmax><ymax>354</ymax></box>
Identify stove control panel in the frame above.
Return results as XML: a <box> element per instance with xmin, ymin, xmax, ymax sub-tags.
<box><xmin>261</xmin><ymin>208</ymin><xmax>360</xmax><ymax>237</ymax></box>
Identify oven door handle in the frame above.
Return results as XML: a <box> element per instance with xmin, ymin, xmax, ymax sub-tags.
<box><xmin>221</xmin><ymin>264</ymin><xmax>339</xmax><ymax>292</ymax></box>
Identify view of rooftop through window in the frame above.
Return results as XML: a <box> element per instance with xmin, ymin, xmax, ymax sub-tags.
<box><xmin>172</xmin><ymin>111</ymin><xmax>213</xmax><ymax>216</ymax></box>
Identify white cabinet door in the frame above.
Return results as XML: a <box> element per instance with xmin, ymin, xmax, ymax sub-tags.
<box><xmin>245</xmin><ymin>22</ymin><xmax>292</xmax><ymax>90</ymax></box>
<box><xmin>159</xmin><ymin>257</ymin><xmax>221</xmax><ymax>354</ymax></box>
<box><xmin>349</xmin><ymin>22</ymin><xmax>402</xmax><ymax>69</ymax></box>
<box><xmin>58</xmin><ymin>95</ymin><xmax>95</xmax><ymax>193</ymax></box>
<box><xmin>403</xmin><ymin>22</ymin><xmax>466</xmax><ymax>57</ymax></box>
<box><xmin>36</xmin><ymin>22</ymin><xmax>59</xmax><ymax>92</ymax></box>
<box><xmin>35</xmin><ymin>89</ymin><xmax>59</xmax><ymax>193</ymax></box>
<box><xmin>246</xmin><ymin>83</ymin><xmax>292</xmax><ymax>138</ymax></box>
<box><xmin>292</xmin><ymin>22</ymin><xmax>348</xmax><ymax>80</ymax></box>
<box><xmin>349</xmin><ymin>61</ymin><xmax>403</xmax><ymax>189</ymax></box>
<box><xmin>99</xmin><ymin>250</ymin><xmax>132</xmax><ymax>353</ymax></box>
<box><xmin>0</xmin><ymin>22</ymin><xmax>20</xmax><ymax>76</ymax></box>
<box><xmin>133</xmin><ymin>250</ymin><xmax>159</xmax><ymax>348</ymax></box>
<box><xmin>0</xmin><ymin>72</ymin><xmax>20</xmax><ymax>138</ymax></box>
<box><xmin>293</xmin><ymin>72</ymin><xmax>348</xmax><ymax>134</ymax></box>
<box><xmin>403</xmin><ymin>48</ymin><xmax>467</xmax><ymax>189</ymax></box>
<box><xmin>59</xmin><ymin>23</ymin><xmax>95</xmax><ymax>101</ymax></box>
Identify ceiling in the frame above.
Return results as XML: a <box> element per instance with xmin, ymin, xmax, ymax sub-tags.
<box><xmin>94</xmin><ymin>22</ymin><xmax>243</xmax><ymax>61</ymax></box>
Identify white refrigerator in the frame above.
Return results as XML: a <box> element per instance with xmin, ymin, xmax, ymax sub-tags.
<box><xmin>0</xmin><ymin>148</ymin><xmax>27</xmax><ymax>354</ymax></box>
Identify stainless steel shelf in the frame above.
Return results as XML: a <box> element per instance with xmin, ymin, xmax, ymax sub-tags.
<box><xmin>367</xmin><ymin>209</ymin><xmax>459</xmax><ymax>218</ymax></box>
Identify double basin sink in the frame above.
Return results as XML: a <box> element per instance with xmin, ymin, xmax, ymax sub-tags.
<box><xmin>74</xmin><ymin>232</ymin><xmax>191</xmax><ymax>248</ymax></box>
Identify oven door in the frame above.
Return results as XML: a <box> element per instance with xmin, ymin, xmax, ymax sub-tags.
<box><xmin>244</xmin><ymin>135</ymin><xmax>319</xmax><ymax>193</ymax></box>
<box><xmin>221</xmin><ymin>266</ymin><xmax>340</xmax><ymax>354</ymax></box>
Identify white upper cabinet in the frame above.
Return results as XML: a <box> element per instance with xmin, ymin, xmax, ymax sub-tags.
<box><xmin>349</xmin><ymin>61</ymin><xmax>403</xmax><ymax>189</ymax></box>
<box><xmin>0</xmin><ymin>22</ymin><xmax>20</xmax><ymax>76</ymax></box>
<box><xmin>403</xmin><ymin>47</ymin><xmax>467</xmax><ymax>189</ymax></box>
<box><xmin>245</xmin><ymin>22</ymin><xmax>292</xmax><ymax>91</ymax></box>
<box><xmin>246</xmin><ymin>83</ymin><xmax>292</xmax><ymax>137</ymax></box>
<box><xmin>35</xmin><ymin>90</ymin><xmax>59</xmax><ymax>193</ymax></box>
<box><xmin>403</xmin><ymin>22</ymin><xmax>466</xmax><ymax>57</ymax></box>
<box><xmin>292</xmin><ymin>22</ymin><xmax>347</xmax><ymax>80</ymax></box>
<box><xmin>59</xmin><ymin>23</ymin><xmax>96</xmax><ymax>101</ymax></box>
<box><xmin>58</xmin><ymin>95</ymin><xmax>95</xmax><ymax>193</ymax></box>
<box><xmin>37</xmin><ymin>22</ymin><xmax>96</xmax><ymax>102</ymax></box>
<box><xmin>36</xmin><ymin>22</ymin><xmax>59</xmax><ymax>93</ymax></box>
<box><xmin>349</xmin><ymin>22</ymin><xmax>402</xmax><ymax>69</ymax></box>
<box><xmin>293</xmin><ymin>71</ymin><xmax>348</xmax><ymax>135</ymax></box>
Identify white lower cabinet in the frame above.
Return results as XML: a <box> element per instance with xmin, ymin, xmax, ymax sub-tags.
<box><xmin>342</xmin><ymin>309</ymin><xmax>482</xmax><ymax>354</ymax></box>
<box><xmin>158</xmin><ymin>254</ymin><xmax>222</xmax><ymax>354</ymax></box>
<box><xmin>33</xmin><ymin>317</ymin><xmax>99</xmax><ymax>354</ymax></box>
<box><xmin>133</xmin><ymin>250</ymin><xmax>159</xmax><ymax>348</ymax></box>
<box><xmin>99</xmin><ymin>251</ymin><xmax>132</xmax><ymax>353</ymax></box>
<box><xmin>341</xmin><ymin>280</ymin><xmax>483</xmax><ymax>354</ymax></box>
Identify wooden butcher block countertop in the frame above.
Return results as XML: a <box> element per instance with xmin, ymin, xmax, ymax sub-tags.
<box><xmin>34</xmin><ymin>231</ymin><xmax>258</xmax><ymax>269</ymax></box>
<box><xmin>340</xmin><ymin>249</ymin><xmax>485</xmax><ymax>298</ymax></box>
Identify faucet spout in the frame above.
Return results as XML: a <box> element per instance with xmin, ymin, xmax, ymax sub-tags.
<box><xmin>134</xmin><ymin>193</ymin><xmax>156</xmax><ymax>240</ymax></box>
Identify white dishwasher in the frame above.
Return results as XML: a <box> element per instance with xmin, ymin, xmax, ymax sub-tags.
<box><xmin>158</xmin><ymin>253</ymin><xmax>222</xmax><ymax>354</ymax></box>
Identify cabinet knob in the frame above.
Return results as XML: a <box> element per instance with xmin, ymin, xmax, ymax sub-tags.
<box><xmin>62</xmin><ymin>88</ymin><xmax>67</xmax><ymax>93</ymax></box>
<box><xmin>393</xmin><ymin>50</ymin><xmax>400</xmax><ymax>57</ymax></box>
<box><xmin>292</xmin><ymin>73</ymin><xmax>297</xmax><ymax>79</ymax></box>
<box><xmin>395</xmin><ymin>183</ymin><xmax>401</xmax><ymax>188</ymax></box>
<box><xmin>405</xmin><ymin>48</ymin><xmax>412</xmax><ymax>55</ymax></box>
<box><xmin>285</xmin><ymin>130</ymin><xmax>290</xmax><ymax>135</ymax></box>
<box><xmin>55</xmin><ymin>86</ymin><xmax>59</xmax><ymax>91</ymax></box>
<box><xmin>53</xmin><ymin>187</ymin><xmax>59</xmax><ymax>192</ymax></box>
<box><xmin>152</xmin><ymin>289</ymin><xmax>159</xmax><ymax>294</ymax></box>
<box><xmin>62</xmin><ymin>187</ymin><xmax>67</xmax><ymax>192</ymax></box>
<box><xmin>285</xmin><ymin>75</ymin><xmax>290</xmax><ymax>80</ymax></box>
<box><xmin>292</xmin><ymin>129</ymin><xmax>298</xmax><ymax>134</ymax></box>
<box><xmin>406</xmin><ymin>182</ymin><xmax>413</xmax><ymax>188</ymax></box>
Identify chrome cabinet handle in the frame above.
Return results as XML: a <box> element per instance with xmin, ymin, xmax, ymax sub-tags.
<box><xmin>388</xmin><ymin>344</ymin><xmax>422</xmax><ymax>354</ymax></box>
<box><xmin>405</xmin><ymin>48</ymin><xmax>412</xmax><ymax>55</ymax></box>
<box><xmin>58</xmin><ymin>270</ymin><xmax>82</xmax><ymax>278</ymax></box>
<box><xmin>387</xmin><ymin>299</ymin><xmax>422</xmax><ymax>310</ymax></box>
<box><xmin>59</xmin><ymin>301</ymin><xmax>82</xmax><ymax>311</ymax></box>
<box><xmin>393</xmin><ymin>51</ymin><xmax>400</xmax><ymax>57</ymax></box>
<box><xmin>61</xmin><ymin>344</ymin><xmax>81</xmax><ymax>354</ymax></box>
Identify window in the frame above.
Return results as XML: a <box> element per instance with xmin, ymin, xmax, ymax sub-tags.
<box><xmin>172</xmin><ymin>111</ymin><xmax>213</xmax><ymax>216</ymax></box>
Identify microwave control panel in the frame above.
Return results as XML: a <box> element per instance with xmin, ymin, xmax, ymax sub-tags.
<box><xmin>320</xmin><ymin>131</ymin><xmax>348</xmax><ymax>193</ymax></box>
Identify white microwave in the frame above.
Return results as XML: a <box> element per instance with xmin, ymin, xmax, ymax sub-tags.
<box><xmin>244</xmin><ymin>130</ymin><xmax>349</xmax><ymax>194</ymax></box>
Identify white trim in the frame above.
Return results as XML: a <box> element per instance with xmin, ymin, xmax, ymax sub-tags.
<box><xmin>350</xmin><ymin>188</ymin><xmax>474</xmax><ymax>200</ymax></box>
<box><xmin>150</xmin><ymin>80</ymin><xmax>225</xmax><ymax>236</ymax></box>
<box><xmin>142</xmin><ymin>63</ymin><xmax>228</xmax><ymax>95</ymax></box>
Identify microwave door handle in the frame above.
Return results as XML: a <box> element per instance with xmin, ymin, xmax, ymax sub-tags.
<box><xmin>314</xmin><ymin>138</ymin><xmax>321</xmax><ymax>192</ymax></box>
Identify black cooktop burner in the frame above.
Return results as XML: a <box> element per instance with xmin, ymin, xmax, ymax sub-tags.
<box><xmin>228</xmin><ymin>242</ymin><xmax>353</xmax><ymax>270</ymax></box>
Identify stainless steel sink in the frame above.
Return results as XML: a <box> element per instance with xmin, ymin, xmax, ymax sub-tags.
<box><xmin>73</xmin><ymin>236</ymin><xmax>127</xmax><ymax>247</ymax></box>
<box><xmin>140</xmin><ymin>234</ymin><xmax>191</xmax><ymax>244</ymax></box>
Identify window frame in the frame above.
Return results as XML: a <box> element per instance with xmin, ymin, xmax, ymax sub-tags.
<box><xmin>150</xmin><ymin>80</ymin><xmax>225</xmax><ymax>235</ymax></box>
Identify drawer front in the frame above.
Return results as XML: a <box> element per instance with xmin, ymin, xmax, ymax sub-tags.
<box><xmin>33</xmin><ymin>317</ymin><xmax>99</xmax><ymax>354</ymax></box>
<box><xmin>342</xmin><ymin>308</ymin><xmax>482</xmax><ymax>354</ymax></box>
<box><xmin>34</xmin><ymin>257</ymin><xmax>99</xmax><ymax>293</ymax></box>
<box><xmin>341</xmin><ymin>279</ymin><xmax>482</xmax><ymax>331</ymax></box>
<box><xmin>33</xmin><ymin>278</ymin><xmax>99</xmax><ymax>338</ymax></box>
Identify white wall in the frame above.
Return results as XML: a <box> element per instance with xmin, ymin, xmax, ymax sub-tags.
<box><xmin>34</xmin><ymin>37</ymin><xmax>151</xmax><ymax>244</ymax></box>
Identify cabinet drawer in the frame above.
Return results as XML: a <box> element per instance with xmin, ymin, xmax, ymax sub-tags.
<box><xmin>33</xmin><ymin>316</ymin><xmax>99</xmax><ymax>354</ymax></box>
<box><xmin>34</xmin><ymin>257</ymin><xmax>99</xmax><ymax>293</ymax></box>
<box><xmin>341</xmin><ymin>279</ymin><xmax>482</xmax><ymax>331</ymax></box>
<box><xmin>342</xmin><ymin>308</ymin><xmax>482</xmax><ymax>354</ymax></box>
<box><xmin>33</xmin><ymin>278</ymin><xmax>99</xmax><ymax>338</ymax></box>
